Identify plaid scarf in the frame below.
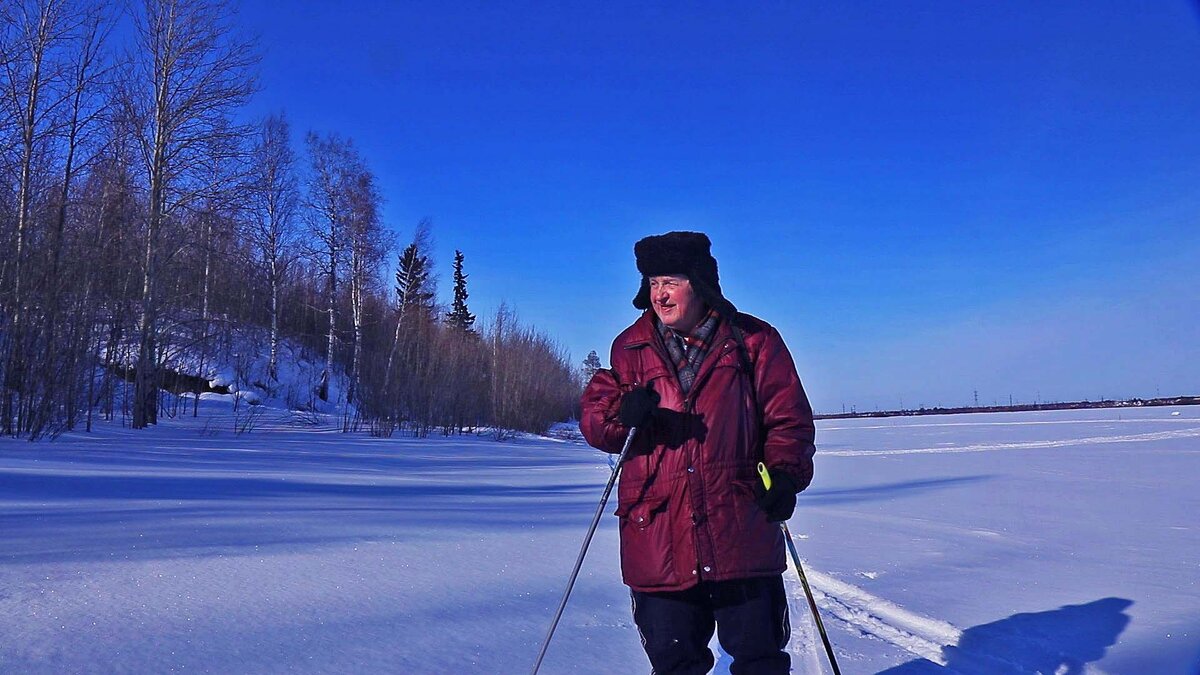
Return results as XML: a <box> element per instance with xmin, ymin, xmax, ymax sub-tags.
<box><xmin>657</xmin><ymin>308</ymin><xmax>721</xmax><ymax>395</ymax></box>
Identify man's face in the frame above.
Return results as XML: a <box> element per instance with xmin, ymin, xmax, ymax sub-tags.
<box><xmin>648</xmin><ymin>275</ymin><xmax>707</xmax><ymax>332</ymax></box>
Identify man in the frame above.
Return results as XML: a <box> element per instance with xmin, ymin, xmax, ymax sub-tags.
<box><xmin>581</xmin><ymin>231</ymin><xmax>816</xmax><ymax>675</ymax></box>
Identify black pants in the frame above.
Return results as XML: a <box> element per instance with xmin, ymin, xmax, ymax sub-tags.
<box><xmin>630</xmin><ymin>575</ymin><xmax>791</xmax><ymax>675</ymax></box>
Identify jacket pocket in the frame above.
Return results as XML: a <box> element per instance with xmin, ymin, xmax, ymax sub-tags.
<box><xmin>731</xmin><ymin>479</ymin><xmax>766</xmax><ymax>525</ymax></box>
<box><xmin>613</xmin><ymin>493</ymin><xmax>676</xmax><ymax>588</ymax></box>
<box><xmin>732</xmin><ymin>477</ymin><xmax>784</xmax><ymax>531</ymax></box>
<box><xmin>729</xmin><ymin>479</ymin><xmax>785</xmax><ymax>574</ymax></box>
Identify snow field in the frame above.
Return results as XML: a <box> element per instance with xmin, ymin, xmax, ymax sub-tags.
<box><xmin>1</xmin><ymin>403</ymin><xmax>1197</xmax><ymax>673</ymax></box>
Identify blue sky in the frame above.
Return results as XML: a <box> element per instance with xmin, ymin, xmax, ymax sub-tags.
<box><xmin>236</xmin><ymin>1</ymin><xmax>1200</xmax><ymax>413</ymax></box>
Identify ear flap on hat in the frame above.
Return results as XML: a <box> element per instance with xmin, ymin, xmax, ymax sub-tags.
<box><xmin>689</xmin><ymin>275</ymin><xmax>737</xmax><ymax>319</ymax></box>
<box><xmin>632</xmin><ymin>277</ymin><xmax>651</xmax><ymax>310</ymax></box>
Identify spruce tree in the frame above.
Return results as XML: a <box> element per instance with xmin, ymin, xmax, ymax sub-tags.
<box><xmin>582</xmin><ymin>350</ymin><xmax>602</xmax><ymax>381</ymax></box>
<box><xmin>395</xmin><ymin>242</ymin><xmax>436</xmax><ymax>324</ymax></box>
<box><xmin>446</xmin><ymin>249</ymin><xmax>476</xmax><ymax>335</ymax></box>
<box><xmin>384</xmin><ymin>230</ymin><xmax>438</xmax><ymax>421</ymax></box>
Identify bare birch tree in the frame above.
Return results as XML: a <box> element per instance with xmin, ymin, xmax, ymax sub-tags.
<box><xmin>304</xmin><ymin>132</ymin><xmax>350</xmax><ymax>403</ymax></box>
<box><xmin>1</xmin><ymin>0</ymin><xmax>75</xmax><ymax>433</ymax></box>
<box><xmin>344</xmin><ymin>164</ymin><xmax>384</xmax><ymax>415</ymax></box>
<box><xmin>30</xmin><ymin>1</ymin><xmax>115</xmax><ymax>437</ymax></box>
<box><xmin>0</xmin><ymin>0</ymin><xmax>116</xmax><ymax>436</ymax></box>
<box><xmin>121</xmin><ymin>0</ymin><xmax>256</xmax><ymax>428</ymax></box>
<box><xmin>247</xmin><ymin>112</ymin><xmax>298</xmax><ymax>387</ymax></box>
<box><xmin>305</xmin><ymin>132</ymin><xmax>386</xmax><ymax>417</ymax></box>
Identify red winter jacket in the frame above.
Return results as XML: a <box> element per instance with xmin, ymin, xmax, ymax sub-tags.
<box><xmin>581</xmin><ymin>311</ymin><xmax>816</xmax><ymax>592</ymax></box>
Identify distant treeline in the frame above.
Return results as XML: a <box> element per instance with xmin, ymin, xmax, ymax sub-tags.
<box><xmin>0</xmin><ymin>0</ymin><xmax>578</xmax><ymax>440</ymax></box>
<box><xmin>817</xmin><ymin>396</ymin><xmax>1200</xmax><ymax>420</ymax></box>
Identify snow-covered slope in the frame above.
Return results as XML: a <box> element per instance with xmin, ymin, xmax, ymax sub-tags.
<box><xmin>1</xmin><ymin>403</ymin><xmax>1197</xmax><ymax>673</ymax></box>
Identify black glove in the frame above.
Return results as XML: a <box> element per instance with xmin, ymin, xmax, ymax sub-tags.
<box><xmin>618</xmin><ymin>385</ymin><xmax>660</xmax><ymax>428</ymax></box>
<box><xmin>755</xmin><ymin>471</ymin><xmax>798</xmax><ymax>523</ymax></box>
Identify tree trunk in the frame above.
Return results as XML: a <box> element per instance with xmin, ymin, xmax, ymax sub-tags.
<box><xmin>269</xmin><ymin>257</ymin><xmax>279</xmax><ymax>384</ymax></box>
<box><xmin>134</xmin><ymin>147</ymin><xmax>164</xmax><ymax>429</ymax></box>
<box><xmin>349</xmin><ymin>248</ymin><xmax>362</xmax><ymax>406</ymax></box>
<box><xmin>3</xmin><ymin>5</ymin><xmax>53</xmax><ymax>436</ymax></box>
<box><xmin>321</xmin><ymin>245</ymin><xmax>337</xmax><ymax>402</ymax></box>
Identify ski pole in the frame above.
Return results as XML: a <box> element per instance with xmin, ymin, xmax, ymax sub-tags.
<box><xmin>758</xmin><ymin>462</ymin><xmax>842</xmax><ymax>675</ymax></box>
<box><xmin>531</xmin><ymin>426</ymin><xmax>639</xmax><ymax>675</ymax></box>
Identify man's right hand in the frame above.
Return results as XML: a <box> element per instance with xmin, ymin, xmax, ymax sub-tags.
<box><xmin>618</xmin><ymin>385</ymin><xmax>660</xmax><ymax>428</ymax></box>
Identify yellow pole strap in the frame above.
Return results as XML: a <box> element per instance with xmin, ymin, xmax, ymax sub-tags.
<box><xmin>757</xmin><ymin>461</ymin><xmax>773</xmax><ymax>491</ymax></box>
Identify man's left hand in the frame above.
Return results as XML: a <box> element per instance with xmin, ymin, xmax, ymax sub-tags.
<box><xmin>755</xmin><ymin>471</ymin><xmax>798</xmax><ymax>523</ymax></box>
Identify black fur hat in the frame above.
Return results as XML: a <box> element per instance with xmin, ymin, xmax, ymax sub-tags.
<box><xmin>632</xmin><ymin>231</ymin><xmax>736</xmax><ymax>317</ymax></box>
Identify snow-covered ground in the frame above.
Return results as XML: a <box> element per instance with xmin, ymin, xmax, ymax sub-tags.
<box><xmin>1</xmin><ymin>402</ymin><xmax>1197</xmax><ymax>674</ymax></box>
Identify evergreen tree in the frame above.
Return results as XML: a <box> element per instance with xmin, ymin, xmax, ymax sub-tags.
<box><xmin>382</xmin><ymin>221</ymin><xmax>437</xmax><ymax>416</ymax></box>
<box><xmin>395</xmin><ymin>241</ymin><xmax>436</xmax><ymax>324</ymax></box>
<box><xmin>582</xmin><ymin>350</ymin><xmax>603</xmax><ymax>381</ymax></box>
<box><xmin>446</xmin><ymin>249</ymin><xmax>476</xmax><ymax>335</ymax></box>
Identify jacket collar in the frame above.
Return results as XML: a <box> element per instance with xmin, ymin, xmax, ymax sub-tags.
<box><xmin>621</xmin><ymin>311</ymin><xmax>738</xmax><ymax>400</ymax></box>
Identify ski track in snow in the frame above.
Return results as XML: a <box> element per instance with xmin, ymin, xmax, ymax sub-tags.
<box><xmin>820</xmin><ymin>427</ymin><xmax>1200</xmax><ymax>457</ymax></box>
<box><xmin>783</xmin><ymin>556</ymin><xmax>959</xmax><ymax>668</ymax></box>
<box><xmin>784</xmin><ymin>578</ymin><xmax>824</xmax><ymax>674</ymax></box>
<box><xmin>783</xmin><ymin>556</ymin><xmax>1112</xmax><ymax>675</ymax></box>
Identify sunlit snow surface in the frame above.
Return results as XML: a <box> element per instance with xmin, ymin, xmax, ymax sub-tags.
<box><xmin>1</xmin><ymin>404</ymin><xmax>1197</xmax><ymax>674</ymax></box>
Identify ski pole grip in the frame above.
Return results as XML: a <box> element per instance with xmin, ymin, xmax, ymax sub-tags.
<box><xmin>757</xmin><ymin>462</ymin><xmax>772</xmax><ymax>491</ymax></box>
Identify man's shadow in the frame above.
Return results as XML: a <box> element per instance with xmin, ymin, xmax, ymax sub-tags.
<box><xmin>878</xmin><ymin>597</ymin><xmax>1133</xmax><ymax>674</ymax></box>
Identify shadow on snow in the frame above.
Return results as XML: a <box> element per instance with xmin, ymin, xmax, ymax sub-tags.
<box><xmin>800</xmin><ymin>476</ymin><xmax>993</xmax><ymax>506</ymax></box>
<box><xmin>0</xmin><ymin>435</ymin><xmax>616</xmax><ymax>565</ymax></box>
<box><xmin>877</xmin><ymin>597</ymin><xmax>1133</xmax><ymax>674</ymax></box>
